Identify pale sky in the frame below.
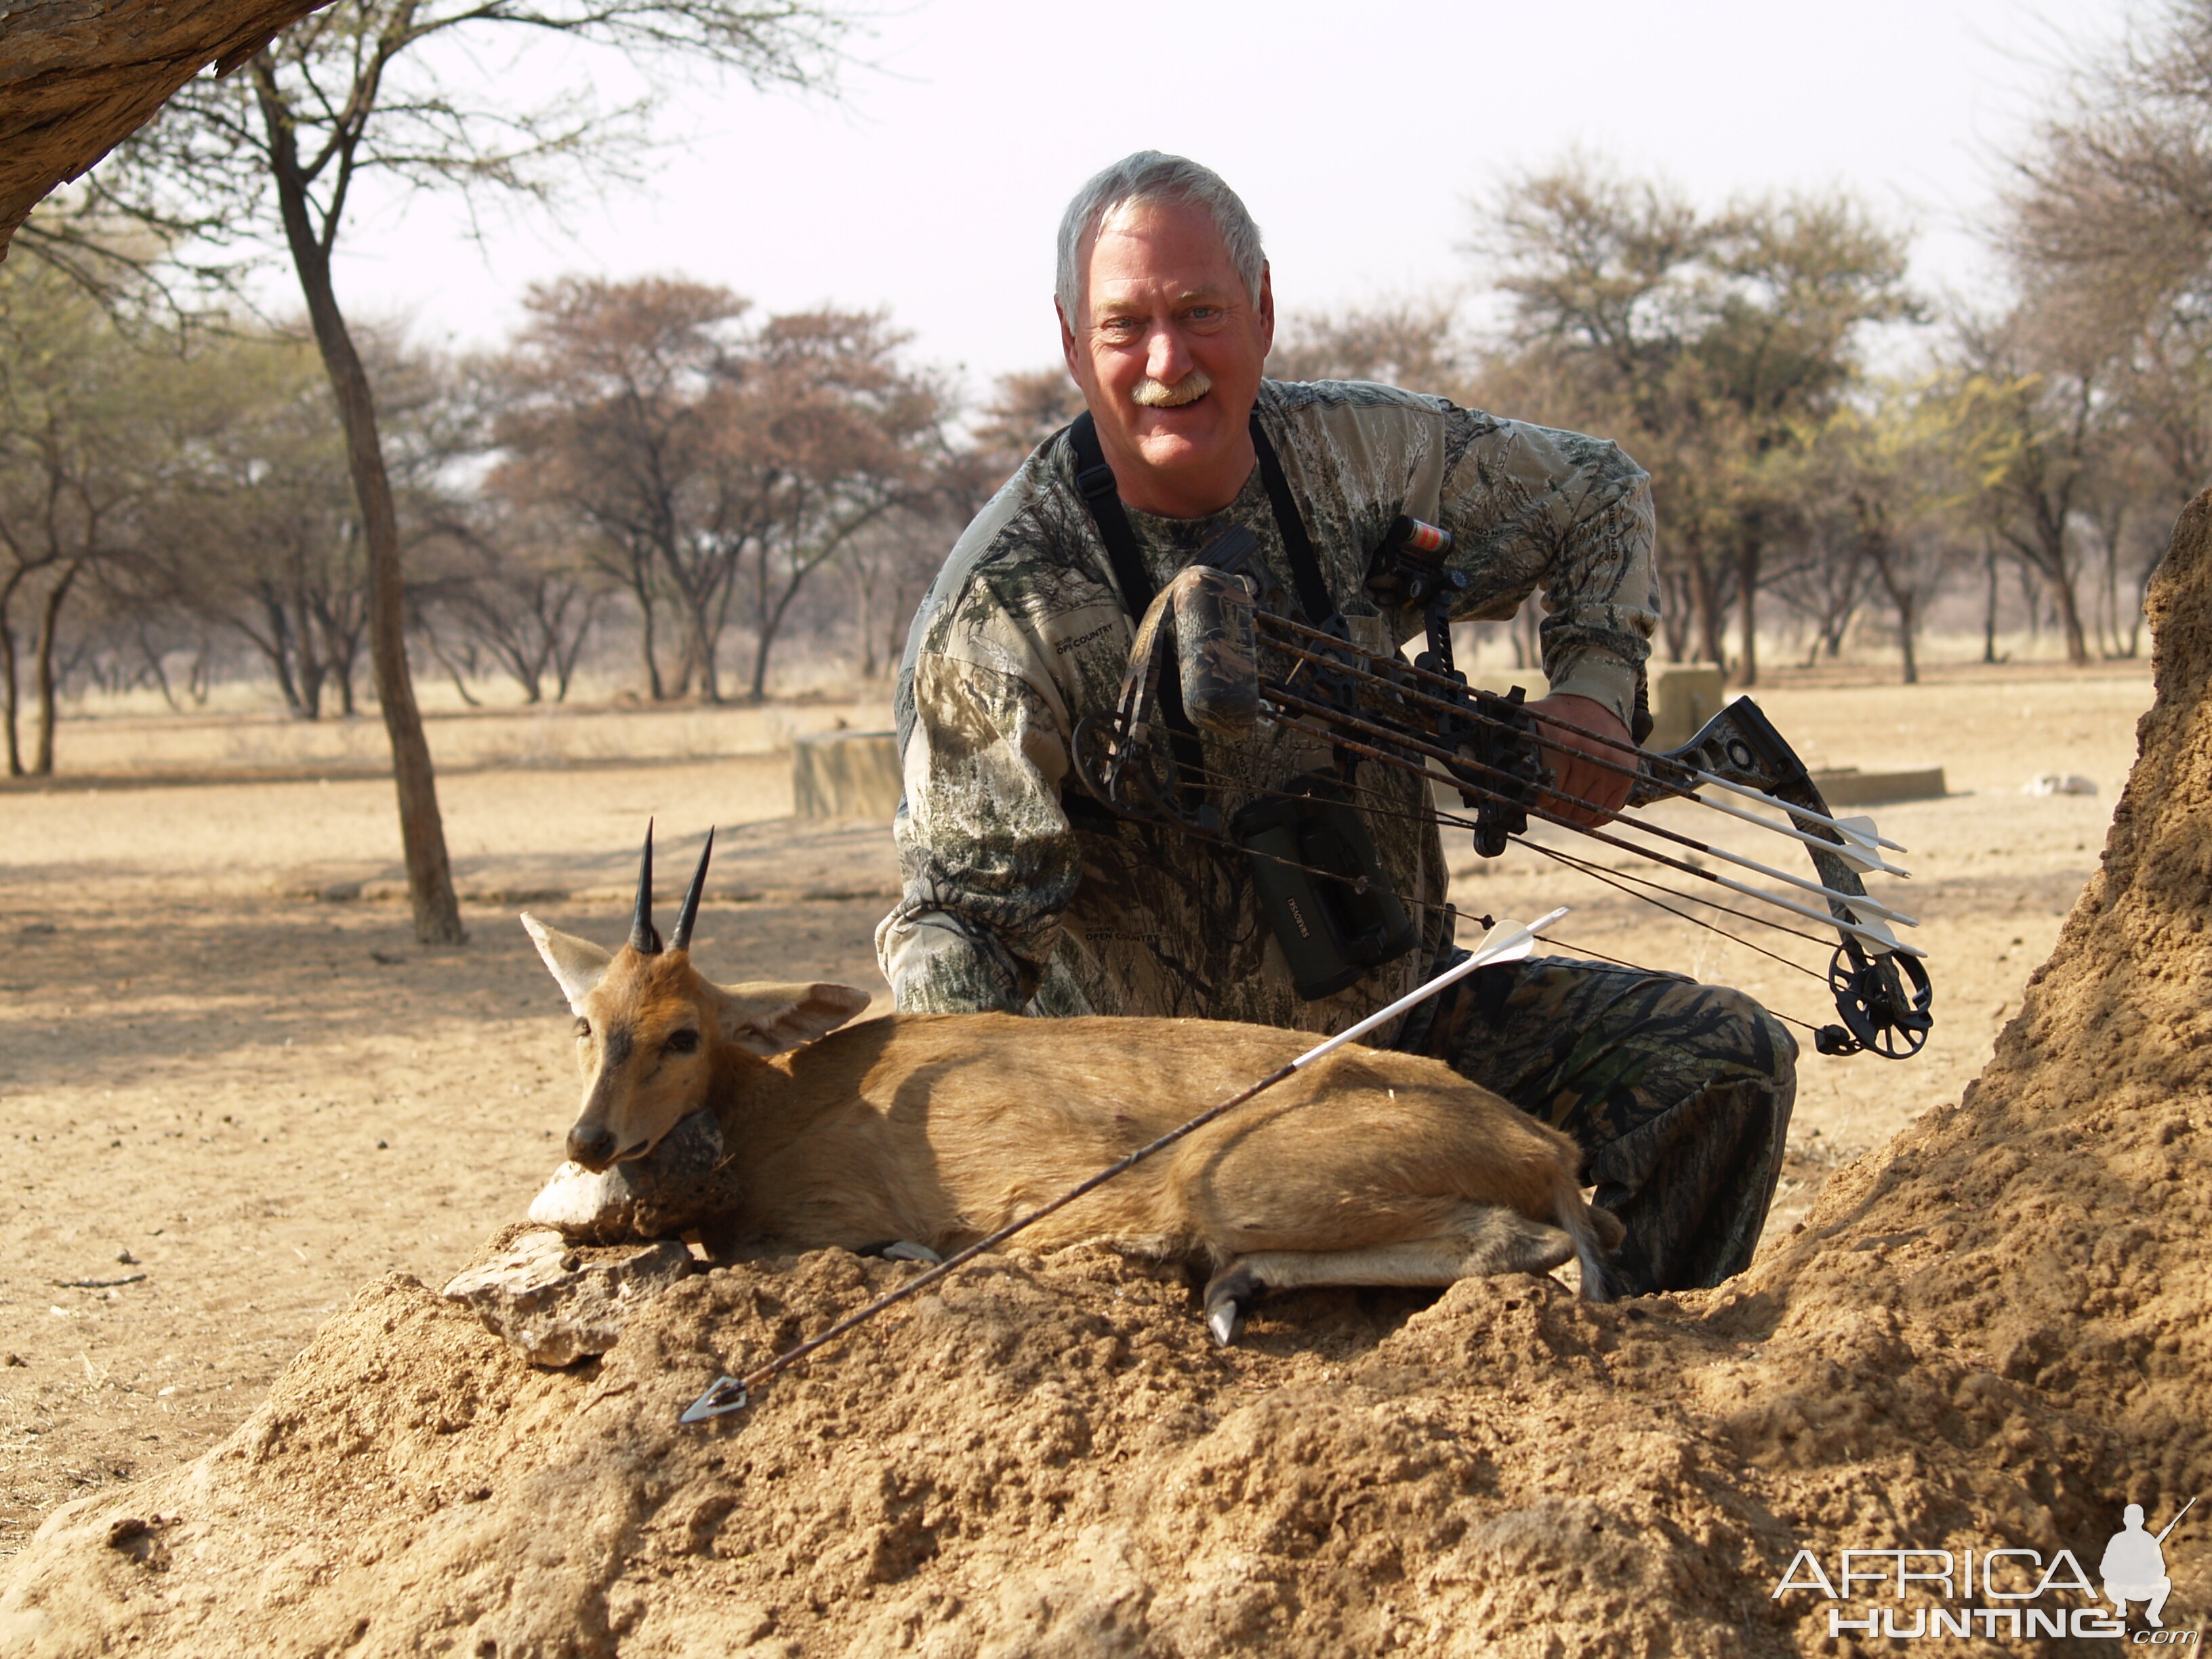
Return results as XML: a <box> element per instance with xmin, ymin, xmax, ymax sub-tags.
<box><xmin>322</xmin><ymin>0</ymin><xmax>2132</xmax><ymax>400</ymax></box>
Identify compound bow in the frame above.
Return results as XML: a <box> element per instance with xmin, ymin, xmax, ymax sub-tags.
<box><xmin>1069</xmin><ymin>517</ymin><xmax>1934</xmax><ymax>1061</ymax></box>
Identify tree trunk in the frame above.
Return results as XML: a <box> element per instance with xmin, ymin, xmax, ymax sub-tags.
<box><xmin>626</xmin><ymin>567</ymin><xmax>667</xmax><ymax>700</ymax></box>
<box><xmin>293</xmin><ymin>586</ymin><xmax>324</xmax><ymax>718</ymax></box>
<box><xmin>1734</xmin><ymin>527</ymin><xmax>1761</xmax><ymax>688</ymax></box>
<box><xmin>1982</xmin><ymin>544</ymin><xmax>2000</xmax><ymax>665</ymax></box>
<box><xmin>2043</xmin><ymin>561</ymin><xmax>2090</xmax><ymax>666</ymax></box>
<box><xmin>1</xmin><ymin>619</ymin><xmax>20</xmax><ymax>778</ymax></box>
<box><xmin>1862</xmin><ymin>534</ymin><xmax>1917</xmax><ymax>687</ymax></box>
<box><xmin>2018</xmin><ymin>560</ymin><xmax>2041</xmax><ymax>641</ymax></box>
<box><xmin>31</xmin><ymin>558</ymin><xmax>83</xmax><ymax>775</ymax></box>
<box><xmin>1685</xmin><ymin>540</ymin><xmax>1726</xmax><ymax>667</ymax></box>
<box><xmin>693</xmin><ymin>610</ymin><xmax>720</xmax><ymax>703</ymax></box>
<box><xmin>251</xmin><ymin>586</ymin><xmax>307</xmax><ymax>716</ymax></box>
<box><xmin>258</xmin><ymin>64</ymin><xmax>462</xmax><ymax>943</ymax></box>
<box><xmin>0</xmin><ymin>575</ymin><xmax>23</xmax><ymax>777</ymax></box>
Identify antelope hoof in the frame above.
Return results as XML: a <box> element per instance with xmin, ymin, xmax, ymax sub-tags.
<box><xmin>1203</xmin><ymin>1263</ymin><xmax>1265</xmax><ymax>1348</ymax></box>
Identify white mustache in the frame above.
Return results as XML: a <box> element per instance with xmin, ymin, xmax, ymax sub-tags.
<box><xmin>1130</xmin><ymin>369</ymin><xmax>1213</xmax><ymax>409</ymax></box>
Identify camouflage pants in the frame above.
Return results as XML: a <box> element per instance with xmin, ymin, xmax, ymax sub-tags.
<box><xmin>1404</xmin><ymin>956</ymin><xmax>1798</xmax><ymax>1296</ymax></box>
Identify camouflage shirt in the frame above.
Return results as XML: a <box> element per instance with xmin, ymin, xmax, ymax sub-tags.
<box><xmin>875</xmin><ymin>378</ymin><xmax>1657</xmax><ymax>1036</ymax></box>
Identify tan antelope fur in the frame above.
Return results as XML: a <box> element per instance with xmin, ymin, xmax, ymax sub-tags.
<box><xmin>523</xmin><ymin>828</ymin><xmax>1622</xmax><ymax>1342</ymax></box>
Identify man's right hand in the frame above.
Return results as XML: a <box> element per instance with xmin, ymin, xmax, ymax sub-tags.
<box><xmin>1525</xmin><ymin>693</ymin><xmax>1636</xmax><ymax>827</ymax></box>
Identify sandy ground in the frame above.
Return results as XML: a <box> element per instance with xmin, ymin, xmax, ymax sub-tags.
<box><xmin>0</xmin><ymin>660</ymin><xmax>2152</xmax><ymax>1557</ymax></box>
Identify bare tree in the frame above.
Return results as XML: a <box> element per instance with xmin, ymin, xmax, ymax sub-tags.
<box><xmin>969</xmin><ymin>368</ymin><xmax>1085</xmax><ymax>481</ymax></box>
<box><xmin>1997</xmin><ymin>3</ymin><xmax>2212</xmax><ymax>652</ymax></box>
<box><xmin>1268</xmin><ymin>298</ymin><xmax>1472</xmax><ymax>397</ymax></box>
<box><xmin>72</xmin><ymin>0</ymin><xmax>851</xmax><ymax>941</ymax></box>
<box><xmin>1946</xmin><ymin>307</ymin><xmax>2107</xmax><ymax>665</ymax></box>
<box><xmin>492</xmin><ymin>284</ymin><xmax>944</xmax><ymax>702</ymax></box>
<box><xmin>830</xmin><ymin>507</ymin><xmax>952</xmax><ymax>682</ymax></box>
<box><xmin>723</xmin><ymin>308</ymin><xmax>945</xmax><ymax>700</ymax></box>
<box><xmin>487</xmin><ymin>276</ymin><xmax>748</xmax><ymax>701</ymax></box>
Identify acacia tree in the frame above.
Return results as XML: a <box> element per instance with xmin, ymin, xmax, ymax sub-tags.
<box><xmin>1472</xmin><ymin>162</ymin><xmax>1913</xmax><ymax>682</ymax></box>
<box><xmin>154</xmin><ymin>330</ymin><xmax>373</xmax><ymax>717</ymax></box>
<box><xmin>969</xmin><ymin>367</ymin><xmax>1086</xmax><ymax>480</ymax></box>
<box><xmin>1473</xmin><ymin>163</ymin><xmax>1727</xmax><ymax>663</ymax></box>
<box><xmin>1788</xmin><ymin>389</ymin><xmax>1975</xmax><ymax>684</ymax></box>
<box><xmin>0</xmin><ymin>262</ymin><xmax>178</xmax><ymax>773</ymax></box>
<box><xmin>1688</xmin><ymin>197</ymin><xmax>1916</xmax><ymax>684</ymax></box>
<box><xmin>72</xmin><ymin>0</ymin><xmax>849</xmax><ymax>941</ymax></box>
<box><xmin>1267</xmin><ymin>298</ymin><xmax>1473</xmax><ymax>397</ymax></box>
<box><xmin>413</xmin><ymin>505</ymin><xmax>607</xmax><ymax>703</ymax></box>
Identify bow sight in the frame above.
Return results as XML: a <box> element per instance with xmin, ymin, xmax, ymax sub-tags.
<box><xmin>1071</xmin><ymin>515</ymin><xmax>1935</xmax><ymax>1061</ymax></box>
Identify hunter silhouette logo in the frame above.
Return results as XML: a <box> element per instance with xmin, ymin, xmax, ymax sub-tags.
<box><xmin>1769</xmin><ymin>1498</ymin><xmax>2198</xmax><ymax>1642</ymax></box>
<box><xmin>2102</xmin><ymin>1498</ymin><xmax>2194</xmax><ymax>1631</ymax></box>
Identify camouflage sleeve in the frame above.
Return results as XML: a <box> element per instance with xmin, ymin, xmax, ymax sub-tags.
<box><xmin>873</xmin><ymin>649</ymin><xmax>1080</xmax><ymax>1015</ymax></box>
<box><xmin>1438</xmin><ymin>415</ymin><xmax>1658</xmax><ymax>731</ymax></box>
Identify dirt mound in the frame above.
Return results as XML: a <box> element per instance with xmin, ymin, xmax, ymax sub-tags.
<box><xmin>3</xmin><ymin>513</ymin><xmax>2209</xmax><ymax>1655</ymax></box>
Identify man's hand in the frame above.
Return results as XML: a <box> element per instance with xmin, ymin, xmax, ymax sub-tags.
<box><xmin>1526</xmin><ymin>692</ymin><xmax>1635</xmax><ymax>827</ymax></box>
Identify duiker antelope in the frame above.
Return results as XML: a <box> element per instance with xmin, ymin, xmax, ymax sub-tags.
<box><xmin>523</xmin><ymin>827</ymin><xmax>1621</xmax><ymax>1342</ymax></box>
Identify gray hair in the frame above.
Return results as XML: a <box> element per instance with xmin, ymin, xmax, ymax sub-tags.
<box><xmin>1054</xmin><ymin>152</ymin><xmax>1266</xmax><ymax>325</ymax></box>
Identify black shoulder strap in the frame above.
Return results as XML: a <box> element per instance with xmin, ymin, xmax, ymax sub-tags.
<box><xmin>1069</xmin><ymin>412</ymin><xmax>1158</xmax><ymax>616</ymax></box>
<box><xmin>1068</xmin><ymin>411</ymin><xmax>1206</xmax><ymax>797</ymax></box>
<box><xmin>1068</xmin><ymin>407</ymin><xmax>1338</xmax><ymax>630</ymax></box>
<box><xmin>1246</xmin><ymin>412</ymin><xmax>1338</xmax><ymax>629</ymax></box>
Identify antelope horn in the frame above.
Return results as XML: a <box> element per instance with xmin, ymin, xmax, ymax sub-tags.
<box><xmin>630</xmin><ymin>821</ymin><xmax>662</xmax><ymax>955</ymax></box>
<box><xmin>670</xmin><ymin>827</ymin><xmax>714</xmax><ymax>954</ymax></box>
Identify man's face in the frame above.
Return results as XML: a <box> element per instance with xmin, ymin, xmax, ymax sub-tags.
<box><xmin>1059</xmin><ymin>197</ymin><xmax>1274</xmax><ymax>514</ymax></box>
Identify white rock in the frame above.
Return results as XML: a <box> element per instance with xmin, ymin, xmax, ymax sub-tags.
<box><xmin>2024</xmin><ymin>773</ymin><xmax>2097</xmax><ymax>796</ymax></box>
<box><xmin>441</xmin><ymin>1229</ymin><xmax>692</xmax><ymax>1367</ymax></box>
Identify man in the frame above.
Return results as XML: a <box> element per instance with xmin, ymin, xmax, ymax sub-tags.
<box><xmin>2101</xmin><ymin>1505</ymin><xmax>2173</xmax><ymax>1628</ymax></box>
<box><xmin>876</xmin><ymin>152</ymin><xmax>1795</xmax><ymax>1295</ymax></box>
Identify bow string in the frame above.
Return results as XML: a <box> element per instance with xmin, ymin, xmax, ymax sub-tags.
<box><xmin>1069</xmin><ymin>517</ymin><xmax>1936</xmax><ymax>1061</ymax></box>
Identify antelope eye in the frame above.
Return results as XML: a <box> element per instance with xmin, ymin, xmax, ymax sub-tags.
<box><xmin>663</xmin><ymin>1028</ymin><xmax>700</xmax><ymax>1055</ymax></box>
<box><xmin>573</xmin><ymin>1017</ymin><xmax>591</xmax><ymax>1039</ymax></box>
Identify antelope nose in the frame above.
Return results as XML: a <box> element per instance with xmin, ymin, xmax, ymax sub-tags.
<box><xmin>567</xmin><ymin>1124</ymin><xmax>618</xmax><ymax>1170</ymax></box>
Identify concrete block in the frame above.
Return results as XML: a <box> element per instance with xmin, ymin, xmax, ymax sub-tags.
<box><xmin>793</xmin><ymin>730</ymin><xmax>902</xmax><ymax>820</ymax></box>
<box><xmin>1646</xmin><ymin>665</ymin><xmax>1726</xmax><ymax>751</ymax></box>
<box><xmin>1808</xmin><ymin>767</ymin><xmax>1947</xmax><ymax>806</ymax></box>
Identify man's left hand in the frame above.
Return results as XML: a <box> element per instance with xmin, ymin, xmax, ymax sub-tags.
<box><xmin>1526</xmin><ymin>693</ymin><xmax>1635</xmax><ymax>827</ymax></box>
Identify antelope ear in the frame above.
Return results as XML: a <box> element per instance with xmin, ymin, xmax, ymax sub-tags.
<box><xmin>711</xmin><ymin>981</ymin><xmax>874</xmax><ymax>1057</ymax></box>
<box><xmin>521</xmin><ymin>913</ymin><xmax>613</xmax><ymax>1015</ymax></box>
